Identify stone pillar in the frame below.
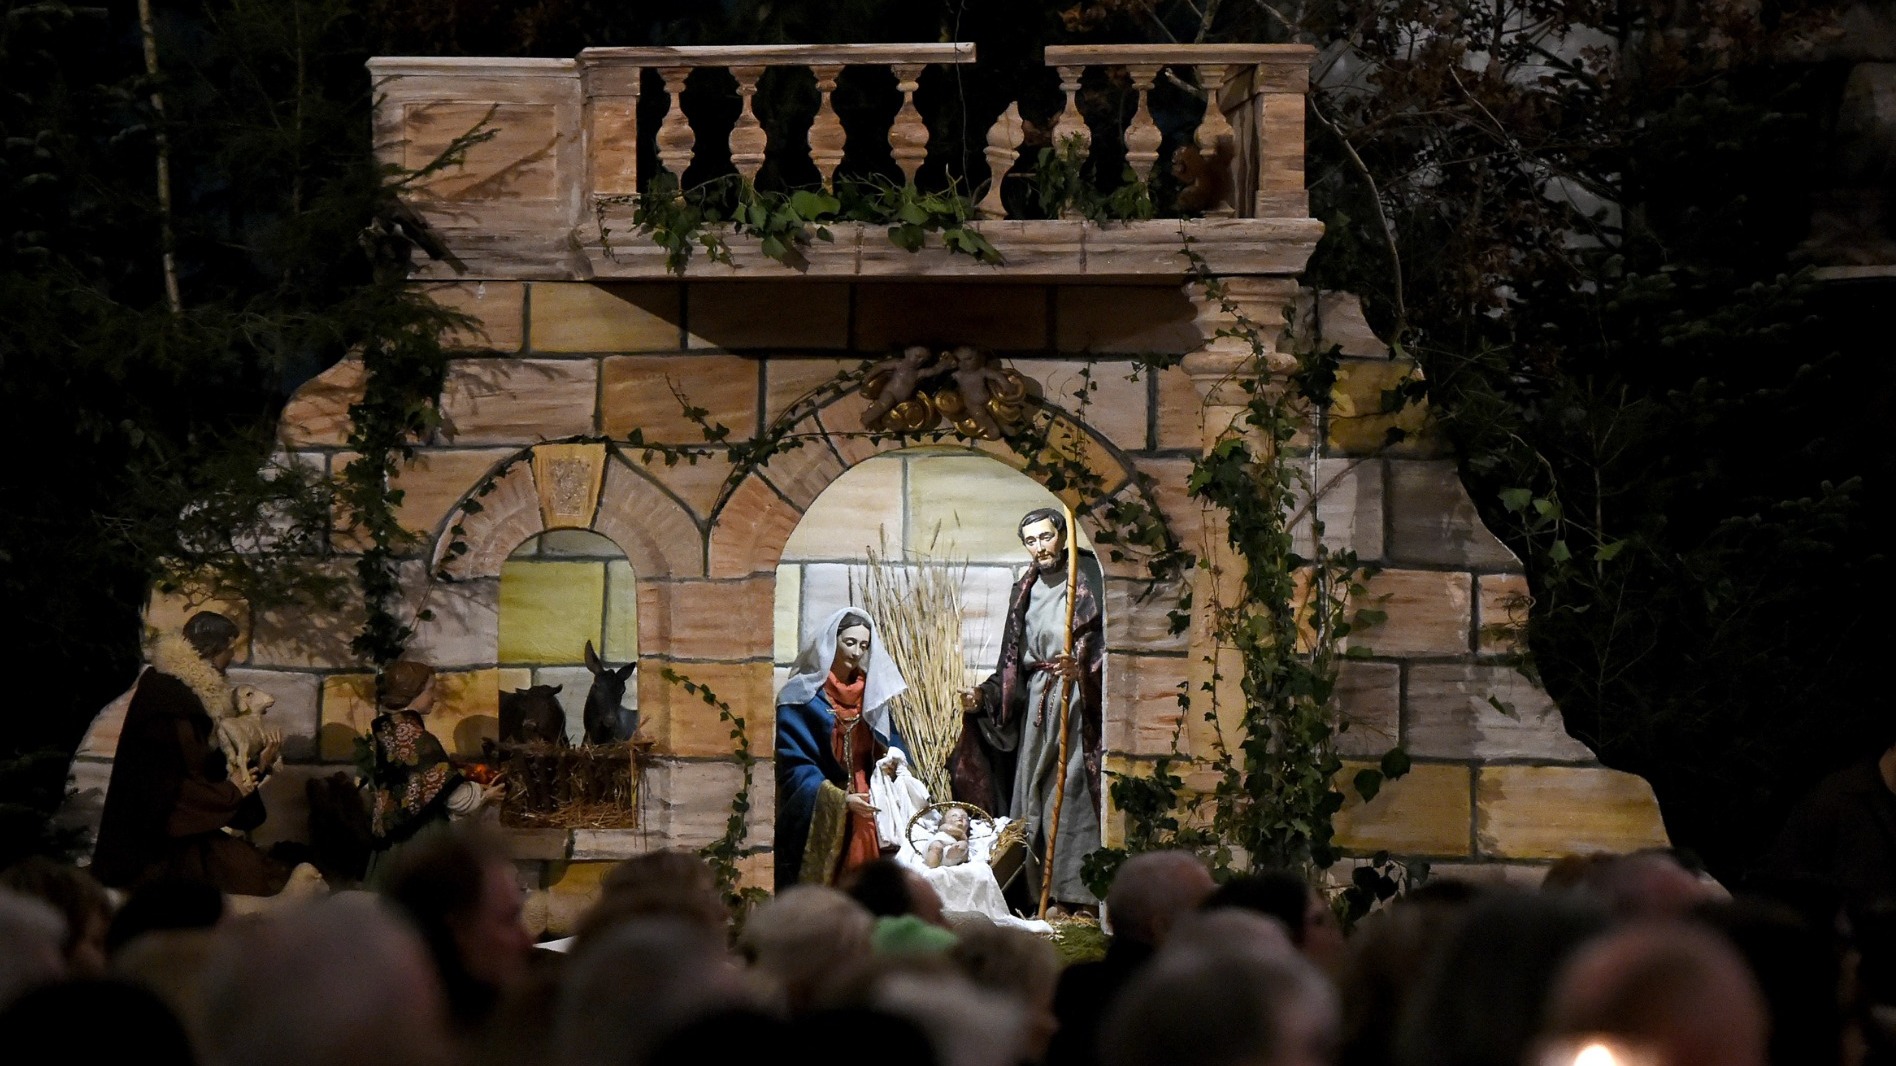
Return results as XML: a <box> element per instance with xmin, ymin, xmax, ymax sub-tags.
<box><xmin>1179</xmin><ymin>275</ymin><xmax>1299</xmax><ymax>755</ymax></box>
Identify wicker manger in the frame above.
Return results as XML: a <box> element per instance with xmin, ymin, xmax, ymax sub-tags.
<box><xmin>489</xmin><ymin>738</ymin><xmax>651</xmax><ymax>829</ymax></box>
<box><xmin>905</xmin><ymin>800</ymin><xmax>1029</xmax><ymax>885</ymax></box>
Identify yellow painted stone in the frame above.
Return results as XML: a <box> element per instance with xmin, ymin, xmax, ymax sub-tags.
<box><xmin>1477</xmin><ymin>765</ymin><xmax>1669</xmax><ymax>860</ymax></box>
<box><xmin>389</xmin><ymin>448</ymin><xmax>517</xmax><ymax>542</ymax></box>
<box><xmin>1333</xmin><ymin>761</ymin><xmax>1474</xmax><ymax>857</ymax></box>
<box><xmin>639</xmin><ymin>660</ymin><xmax>773</xmax><ymax>756</ymax></box>
<box><xmin>499</xmin><ymin>560</ymin><xmax>607</xmax><ymax>665</ymax></box>
<box><xmin>774</xmin><ymin>565</ymin><xmax>802</xmax><ymax>665</ymax></box>
<box><xmin>782</xmin><ymin>454</ymin><xmax>905</xmax><ymax>561</ymax></box>
<box><xmin>1153</xmin><ymin>365</ymin><xmax>1205</xmax><ymax>452</ymax></box>
<box><xmin>904</xmin><ymin>453</ymin><xmax>1086</xmax><ymax>563</ymax></box>
<box><xmin>605</xmin><ymin>560</ymin><xmax>638</xmax><ymax>663</ymax></box>
<box><xmin>1353</xmin><ymin>569</ymin><xmax>1473</xmax><ymax>657</ymax></box>
<box><xmin>765</xmin><ymin>358</ymin><xmax>860</xmax><ymax>423</ymax></box>
<box><xmin>529</xmin><ymin>282</ymin><xmax>683</xmax><ymax>353</ymax></box>
<box><xmin>600</xmin><ymin>354</ymin><xmax>759</xmax><ymax>444</ymax></box>
<box><xmin>1478</xmin><ymin>573</ymin><xmax>1531</xmax><ymax>653</ymax></box>
<box><xmin>422</xmin><ymin>281</ymin><xmax>525</xmax><ymax>351</ymax></box>
<box><xmin>1327</xmin><ymin>358</ymin><xmax>1443</xmax><ymax>457</ymax></box>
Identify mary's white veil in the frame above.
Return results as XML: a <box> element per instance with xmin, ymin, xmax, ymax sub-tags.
<box><xmin>777</xmin><ymin>607</ymin><xmax>908</xmax><ymax>741</ymax></box>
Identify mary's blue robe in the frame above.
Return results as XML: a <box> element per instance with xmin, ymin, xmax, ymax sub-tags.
<box><xmin>774</xmin><ymin>691</ymin><xmax>911</xmax><ymax>888</ymax></box>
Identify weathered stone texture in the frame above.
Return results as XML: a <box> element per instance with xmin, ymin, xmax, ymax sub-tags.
<box><xmin>766</xmin><ymin>358</ymin><xmax>861</xmax><ymax>422</ymax></box>
<box><xmin>529</xmin><ymin>282</ymin><xmax>683</xmax><ymax>352</ymax></box>
<box><xmin>434</xmin><ymin>459</ymin><xmax>544</xmax><ymax>580</ymax></box>
<box><xmin>423</xmin><ymin>281</ymin><xmax>526</xmax><ymax>351</ymax></box>
<box><xmin>601</xmin><ymin>354</ymin><xmax>759</xmax><ymax>444</ymax></box>
<box><xmin>279</xmin><ymin>356</ymin><xmax>365</xmax><ymax>448</ymax></box>
<box><xmin>1477</xmin><ymin>765</ymin><xmax>1669</xmax><ymax>859</ymax></box>
<box><xmin>1355</xmin><ymin>569</ymin><xmax>1473</xmax><ymax>658</ymax></box>
<box><xmin>653</xmin><ymin>578</ymin><xmax>775</xmax><ymax>661</ymax></box>
<box><xmin>854</xmin><ymin>284</ymin><xmax>1050</xmax><ymax>351</ymax></box>
<box><xmin>1404</xmin><ymin>663</ymin><xmax>1594</xmax><ymax>761</ymax></box>
<box><xmin>638</xmin><ymin>660</ymin><xmax>772</xmax><ymax>757</ymax></box>
<box><xmin>1108</xmin><ymin>652</ymin><xmax>1189</xmax><ymax>756</ymax></box>
<box><xmin>1290</xmin><ymin>458</ymin><xmax>1385</xmax><ymax>563</ymax></box>
<box><xmin>1152</xmin><ymin>365</ymin><xmax>1205</xmax><ymax>452</ymax></box>
<box><xmin>592</xmin><ymin>459</ymin><xmax>706</xmax><ymax>579</ymax></box>
<box><xmin>438</xmin><ymin>358</ymin><xmax>598</xmax><ymax>443</ymax></box>
<box><xmin>1334</xmin><ymin>660</ymin><xmax>1401</xmax><ymax>759</ymax></box>
<box><xmin>1327</xmin><ymin>359</ymin><xmax>1442</xmax><ymax>457</ymax></box>
<box><xmin>404</xmin><ymin>101</ymin><xmax>562</xmax><ymax>201</ymax></box>
<box><xmin>707</xmin><ymin>475</ymin><xmax>802</xmax><ymax>578</ymax></box>
<box><xmin>407</xmin><ymin>576</ymin><xmax>502</xmax><ymax>669</ymax></box>
<box><xmin>1015</xmin><ymin>359</ymin><xmax>1150</xmax><ymax>452</ymax></box>
<box><xmin>761</xmin><ymin>424</ymin><xmax>850</xmax><ymax>511</ymax></box>
<box><xmin>1386</xmin><ymin>461</ymin><xmax>1521</xmax><ymax>571</ymax></box>
<box><xmin>1477</xmin><ymin>573</ymin><xmax>1532</xmax><ymax>653</ymax></box>
<box><xmin>499</xmin><ymin>560</ymin><xmax>605</xmax><ymax>664</ymax></box>
<box><xmin>688</xmin><ymin>283</ymin><xmax>850</xmax><ymax>350</ymax></box>
<box><xmin>780</xmin><ymin>455</ymin><xmax>904</xmax><ymax>561</ymax></box>
<box><xmin>391</xmin><ymin>448</ymin><xmax>519</xmax><ymax>542</ymax></box>
<box><xmin>905</xmin><ymin>454</ymin><xmax>1074</xmax><ymax>561</ymax></box>
<box><xmin>638</xmin><ymin>758</ymin><xmax>773</xmax><ymax>849</ymax></box>
<box><xmin>1333</xmin><ymin>761</ymin><xmax>1473</xmax><ymax>857</ymax></box>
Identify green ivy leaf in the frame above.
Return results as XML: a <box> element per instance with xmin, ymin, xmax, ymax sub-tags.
<box><xmin>1379</xmin><ymin>747</ymin><xmax>1411</xmax><ymax>778</ymax></box>
<box><xmin>1353</xmin><ymin>768</ymin><xmax>1383</xmax><ymax>802</ymax></box>
<box><xmin>1500</xmin><ymin>487</ymin><xmax>1533</xmax><ymax>512</ymax></box>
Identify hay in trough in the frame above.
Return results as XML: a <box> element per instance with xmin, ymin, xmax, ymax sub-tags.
<box><xmin>491</xmin><ymin>740</ymin><xmax>645</xmax><ymax>829</ymax></box>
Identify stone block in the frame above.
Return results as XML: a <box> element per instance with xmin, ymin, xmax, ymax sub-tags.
<box><xmin>279</xmin><ymin>355</ymin><xmax>365</xmax><ymax>448</ymax></box>
<box><xmin>960</xmin><ymin>565</ymin><xmax>1024</xmax><ymax>670</ymax></box>
<box><xmin>605</xmin><ymin>559</ymin><xmax>638</xmax><ymax>663</ymax></box>
<box><xmin>392</xmin><ymin>448</ymin><xmax>519</xmax><ymax>543</ymax></box>
<box><xmin>765</xmin><ymin>357</ymin><xmax>861</xmax><ymax>423</ymax></box>
<box><xmin>1132</xmin><ymin>456</ymin><xmax>1205</xmax><ymax>564</ymax></box>
<box><xmin>1476</xmin><ymin>765</ymin><xmax>1669</xmax><ymax>860</ymax></box>
<box><xmin>1477</xmin><ymin>573</ymin><xmax>1531</xmax><ymax>654</ymax></box>
<box><xmin>1411</xmin><ymin>861</ymin><xmax>1548</xmax><ymax>889</ymax></box>
<box><xmin>854</xmin><ymin>284</ymin><xmax>1051</xmax><ymax>351</ymax></box>
<box><xmin>1304</xmin><ymin>292</ymin><xmax>1389</xmax><ymax>359</ymax></box>
<box><xmin>421</xmin><ymin>281</ymin><xmax>526</xmax><ymax>352</ymax></box>
<box><xmin>146</xmin><ymin>589</ymin><xmax>252</xmax><ymax>661</ymax></box>
<box><xmin>404</xmin><ymin>101</ymin><xmax>561</xmax><ymax>201</ymax></box>
<box><xmin>498</xmin><ymin>828</ymin><xmax>572</xmax><ymax>861</ymax></box>
<box><xmin>639</xmin><ymin>661</ymin><xmax>773</xmax><ymax>757</ymax></box>
<box><xmin>1327</xmin><ymin>358</ymin><xmax>1442</xmax><ymax>457</ymax></box>
<box><xmin>225</xmin><ymin>669</ymin><xmax>322</xmax><ymax>763</ymax></box>
<box><xmin>654</xmin><ymin>577</ymin><xmax>775</xmax><ymax>661</ymax></box>
<box><xmin>1055</xmin><ymin>286</ymin><xmax>1200</xmax><ymax>356</ymax></box>
<box><xmin>1103</xmin><ymin>576</ymin><xmax>1190</xmax><ymax>654</ymax></box>
<box><xmin>1332</xmin><ymin>761</ymin><xmax>1473</xmax><ymax>857</ymax></box>
<box><xmin>1153</xmin><ymin>365</ymin><xmax>1205</xmax><ymax>452</ymax></box>
<box><xmin>774</xmin><ymin>565</ymin><xmax>801</xmax><ymax>665</ymax></box>
<box><xmin>815</xmin><ymin>388</ymin><xmax>893</xmax><ymax>466</ymax></box>
<box><xmin>687</xmin><ymin>282</ymin><xmax>850</xmax><ymax>350</ymax></box>
<box><xmin>533</xmin><ymin>528</ymin><xmax>621</xmax><ymax>557</ymax></box>
<box><xmin>1405</xmin><ymin>663</ymin><xmax>1593</xmax><ymax>761</ymax></box>
<box><xmin>707</xmin><ymin>474</ymin><xmax>803</xmax><ymax>579</ymax></box>
<box><xmin>433</xmin><ymin>458</ymin><xmax>543</xmax><ymax>581</ymax></box>
<box><xmin>1334</xmin><ymin>660</ymin><xmax>1400</xmax><ymax>759</ymax></box>
<box><xmin>438</xmin><ymin>358</ymin><xmax>598</xmax><ymax>444</ymax></box>
<box><xmin>1014</xmin><ymin>359</ymin><xmax>1150</xmax><ymax>452</ymax></box>
<box><xmin>498</xmin><ymin>559</ymin><xmax>607</xmax><ymax>665</ymax></box>
<box><xmin>1290</xmin><ymin>458</ymin><xmax>1385</xmax><ymax>563</ymax></box>
<box><xmin>905</xmin><ymin>453</ymin><xmax>1072</xmax><ymax>562</ymax></box>
<box><xmin>794</xmin><ymin>563</ymin><xmax>863</xmax><ymax>645</ymax></box>
<box><xmin>1353</xmin><ymin>569</ymin><xmax>1472</xmax><ymax>658</ymax></box>
<box><xmin>601</xmin><ymin>354</ymin><xmax>759</xmax><ymax>444</ymax></box>
<box><xmin>781</xmin><ymin>454</ymin><xmax>905</xmax><ymax>562</ymax></box>
<box><xmin>249</xmin><ymin>561</ymin><xmax>375</xmax><ymax>670</ymax></box>
<box><xmin>1109</xmin><ymin>652</ymin><xmax>1189</xmax><ymax>755</ymax></box>
<box><xmin>1386</xmin><ymin>461</ymin><xmax>1521</xmax><ymax>571</ymax></box>
<box><xmin>319</xmin><ymin>673</ymin><xmax>376</xmax><ymax>761</ymax></box>
<box><xmin>592</xmin><ymin>458</ymin><xmax>707</xmax><ymax>579</ymax></box>
<box><xmin>620</xmin><ymin>446</ymin><xmax>735</xmax><ymax>522</ymax></box>
<box><xmin>529</xmin><ymin>282</ymin><xmax>683</xmax><ymax>353</ymax></box>
<box><xmin>640</xmin><ymin>758</ymin><xmax>765</xmax><ymax>849</ymax></box>
<box><xmin>407</xmin><ymin>576</ymin><xmax>502</xmax><ymax>670</ymax></box>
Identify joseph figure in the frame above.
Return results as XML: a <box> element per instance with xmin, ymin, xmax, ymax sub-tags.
<box><xmin>951</xmin><ymin>507</ymin><xmax>1104</xmax><ymax>909</ymax></box>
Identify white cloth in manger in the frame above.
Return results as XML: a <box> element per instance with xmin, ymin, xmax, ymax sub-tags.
<box><xmin>896</xmin><ymin>804</ymin><xmax>1051</xmax><ymax>934</ymax></box>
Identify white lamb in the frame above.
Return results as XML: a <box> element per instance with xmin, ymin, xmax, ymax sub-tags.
<box><xmin>214</xmin><ymin>684</ymin><xmax>281</xmax><ymax>790</ymax></box>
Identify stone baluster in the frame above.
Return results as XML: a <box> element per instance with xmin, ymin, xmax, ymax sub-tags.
<box><xmin>1123</xmin><ymin>64</ymin><xmax>1165</xmax><ymax>186</ymax></box>
<box><xmin>889</xmin><ymin>63</ymin><xmax>929</xmax><ymax>185</ymax></box>
<box><xmin>1179</xmin><ymin>275</ymin><xmax>1300</xmax><ymax>752</ymax></box>
<box><xmin>1050</xmin><ymin>64</ymin><xmax>1091</xmax><ymax>154</ymax></box>
<box><xmin>1193</xmin><ymin>64</ymin><xmax>1238</xmax><ymax>218</ymax></box>
<box><xmin>809</xmin><ymin>64</ymin><xmax>848</xmax><ymax>191</ymax></box>
<box><xmin>655</xmin><ymin>66</ymin><xmax>695</xmax><ymax>190</ymax></box>
<box><xmin>728</xmin><ymin>65</ymin><xmax>768</xmax><ymax>185</ymax></box>
<box><xmin>977</xmin><ymin>102</ymin><xmax>1024</xmax><ymax>220</ymax></box>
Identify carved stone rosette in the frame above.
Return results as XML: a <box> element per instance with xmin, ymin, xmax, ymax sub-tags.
<box><xmin>532</xmin><ymin>442</ymin><xmax>608</xmax><ymax>529</ymax></box>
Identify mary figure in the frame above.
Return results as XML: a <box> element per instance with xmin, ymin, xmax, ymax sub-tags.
<box><xmin>775</xmin><ymin>607</ymin><xmax>911</xmax><ymax>888</ymax></box>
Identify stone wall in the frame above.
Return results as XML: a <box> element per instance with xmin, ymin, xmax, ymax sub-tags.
<box><xmin>76</xmin><ymin>277</ymin><xmax>1670</xmax><ymax>928</ymax></box>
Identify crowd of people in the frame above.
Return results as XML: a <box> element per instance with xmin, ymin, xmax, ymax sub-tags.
<box><xmin>2</xmin><ymin>835</ymin><xmax>1891</xmax><ymax>1066</ymax></box>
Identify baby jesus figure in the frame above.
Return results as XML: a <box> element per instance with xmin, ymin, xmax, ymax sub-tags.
<box><xmin>924</xmin><ymin>806</ymin><xmax>972</xmax><ymax>869</ymax></box>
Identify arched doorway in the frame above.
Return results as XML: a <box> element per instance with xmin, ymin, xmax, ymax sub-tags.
<box><xmin>498</xmin><ymin>528</ymin><xmax>637</xmax><ymax>744</ymax></box>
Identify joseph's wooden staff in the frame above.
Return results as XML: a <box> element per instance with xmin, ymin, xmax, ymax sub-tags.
<box><xmin>1038</xmin><ymin>501</ymin><xmax>1081</xmax><ymax>920</ymax></box>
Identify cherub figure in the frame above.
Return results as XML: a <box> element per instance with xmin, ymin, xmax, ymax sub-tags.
<box><xmin>860</xmin><ymin>344</ymin><xmax>946</xmax><ymax>428</ymax></box>
<box><xmin>942</xmin><ymin>345</ymin><xmax>1016</xmax><ymax>439</ymax></box>
<box><xmin>923</xmin><ymin>806</ymin><xmax>972</xmax><ymax>869</ymax></box>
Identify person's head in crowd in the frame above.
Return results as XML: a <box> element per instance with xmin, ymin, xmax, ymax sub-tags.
<box><xmin>0</xmin><ymin>977</ymin><xmax>196</xmax><ymax>1066</ymax></box>
<box><xmin>112</xmin><ymin>929</ymin><xmax>220</xmax><ymax>1052</ymax></box>
<box><xmin>381</xmin><ymin>828</ymin><xmax>533</xmax><ymax>1029</ymax></box>
<box><xmin>573</xmin><ymin>849</ymin><xmax>729</xmax><ymax>946</ymax></box>
<box><xmin>1169</xmin><ymin>907</ymin><xmax>1299</xmax><ymax>963</ymax></box>
<box><xmin>0</xmin><ymin>888</ymin><xmax>65</xmax><ymax>1010</ymax></box>
<box><xmin>950</xmin><ymin>921</ymin><xmax>1061</xmax><ymax>1062</ymax></box>
<box><xmin>644</xmin><ymin>1008</ymin><xmax>796</xmax><ymax>1066</ymax></box>
<box><xmin>1205</xmin><ymin>870</ymin><xmax>1346</xmax><ymax>974</ymax></box>
<box><xmin>557</xmin><ymin>916</ymin><xmax>747</xmax><ymax>1066</ymax></box>
<box><xmin>871</xmin><ymin>969</ymin><xmax>1027</xmax><ymax>1066</ymax></box>
<box><xmin>1107</xmin><ymin>849</ymin><xmax>1215</xmax><ymax>949</ymax></box>
<box><xmin>1692</xmin><ymin>897</ymin><xmax>1842</xmax><ymax>1066</ymax></box>
<box><xmin>1</xmin><ymin>857</ymin><xmax>111</xmax><ymax>976</ymax></box>
<box><xmin>1102</xmin><ymin>947</ymin><xmax>1339</xmax><ymax>1066</ymax></box>
<box><xmin>1545</xmin><ymin>921</ymin><xmax>1768</xmax><ymax>1066</ymax></box>
<box><xmin>739</xmin><ymin>885</ymin><xmax>875</xmax><ymax>1012</ymax></box>
<box><xmin>842</xmin><ymin>858</ymin><xmax>948</xmax><ymax>928</ymax></box>
<box><xmin>1394</xmin><ymin>888</ymin><xmax>1609</xmax><ymax>1066</ymax></box>
<box><xmin>1571</xmin><ymin>850</ymin><xmax>1726</xmax><ymax>919</ymax></box>
<box><xmin>199</xmin><ymin>893</ymin><xmax>449</xmax><ymax>1066</ymax></box>
<box><xmin>1334</xmin><ymin>884</ymin><xmax>1482</xmax><ymax>1066</ymax></box>
<box><xmin>106</xmin><ymin>878</ymin><xmax>225</xmax><ymax>955</ymax></box>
